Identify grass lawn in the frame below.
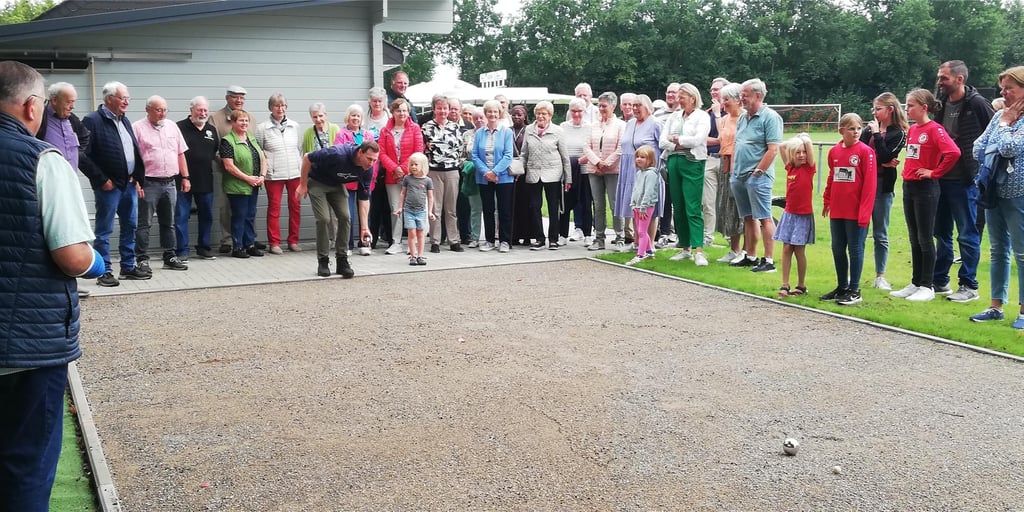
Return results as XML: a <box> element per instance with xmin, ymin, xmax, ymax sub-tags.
<box><xmin>50</xmin><ymin>392</ymin><xmax>98</xmax><ymax>512</ymax></box>
<box><xmin>599</xmin><ymin>129</ymin><xmax>1024</xmax><ymax>357</ymax></box>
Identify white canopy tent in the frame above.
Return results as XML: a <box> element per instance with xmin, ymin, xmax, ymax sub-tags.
<box><xmin>405</xmin><ymin>77</ymin><xmax>576</xmax><ymax>107</ymax></box>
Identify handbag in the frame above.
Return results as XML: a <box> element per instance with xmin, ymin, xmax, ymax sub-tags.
<box><xmin>509</xmin><ymin>157</ymin><xmax>525</xmax><ymax>177</ymax></box>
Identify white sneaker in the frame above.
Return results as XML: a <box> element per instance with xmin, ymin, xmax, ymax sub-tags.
<box><xmin>569</xmin><ymin>227</ymin><xmax>584</xmax><ymax>241</ymax></box>
<box><xmin>467</xmin><ymin>240</ymin><xmax>479</xmax><ymax>248</ymax></box>
<box><xmin>583</xmin><ymin>236</ymin><xmax>593</xmax><ymax>247</ymax></box>
<box><xmin>889</xmin><ymin>283</ymin><xmax>919</xmax><ymax>298</ymax></box>
<box><xmin>626</xmin><ymin>255</ymin><xmax>645</xmax><ymax>265</ymax></box>
<box><xmin>906</xmin><ymin>286</ymin><xmax>936</xmax><ymax>302</ymax></box>
<box><xmin>479</xmin><ymin>242</ymin><xmax>496</xmax><ymax>252</ymax></box>
<box><xmin>558</xmin><ymin>236</ymin><xmax>568</xmax><ymax>246</ymax></box>
<box><xmin>729</xmin><ymin>251</ymin><xmax>747</xmax><ymax>264</ymax></box>
<box><xmin>717</xmin><ymin>250</ymin><xmax>740</xmax><ymax>263</ymax></box>
<box><xmin>873</xmin><ymin>276</ymin><xmax>892</xmax><ymax>291</ymax></box>
<box><xmin>669</xmin><ymin>249</ymin><xmax>692</xmax><ymax>261</ymax></box>
<box><xmin>384</xmin><ymin>243</ymin><xmax>401</xmax><ymax>255</ymax></box>
<box><xmin>694</xmin><ymin>252</ymin><xmax>708</xmax><ymax>266</ymax></box>
<box><xmin>655</xmin><ymin>236</ymin><xmax>671</xmax><ymax>249</ymax></box>
<box><xmin>498</xmin><ymin>242</ymin><xmax>510</xmax><ymax>253</ymax></box>
<box><xmin>358</xmin><ymin>246</ymin><xmax>372</xmax><ymax>256</ymax></box>
<box><xmin>613</xmin><ymin>241</ymin><xmax>626</xmax><ymax>252</ymax></box>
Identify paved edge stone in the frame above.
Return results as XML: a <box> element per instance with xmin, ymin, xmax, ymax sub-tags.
<box><xmin>68</xmin><ymin>361</ymin><xmax>123</xmax><ymax>512</ymax></box>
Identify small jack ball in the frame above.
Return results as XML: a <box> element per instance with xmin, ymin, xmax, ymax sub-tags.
<box><xmin>782</xmin><ymin>438</ymin><xmax>799</xmax><ymax>456</ymax></box>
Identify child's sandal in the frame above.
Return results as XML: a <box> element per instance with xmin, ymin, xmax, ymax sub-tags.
<box><xmin>778</xmin><ymin>286</ymin><xmax>791</xmax><ymax>298</ymax></box>
<box><xmin>790</xmin><ymin>286</ymin><xmax>807</xmax><ymax>296</ymax></box>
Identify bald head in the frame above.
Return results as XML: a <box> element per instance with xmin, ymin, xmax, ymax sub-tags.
<box><xmin>145</xmin><ymin>95</ymin><xmax>168</xmax><ymax>125</ymax></box>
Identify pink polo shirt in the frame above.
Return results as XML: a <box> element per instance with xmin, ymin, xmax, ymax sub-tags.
<box><xmin>132</xmin><ymin>119</ymin><xmax>189</xmax><ymax>178</ymax></box>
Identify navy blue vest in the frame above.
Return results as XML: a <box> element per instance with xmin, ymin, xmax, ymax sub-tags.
<box><xmin>0</xmin><ymin>112</ymin><xmax>81</xmax><ymax>368</ymax></box>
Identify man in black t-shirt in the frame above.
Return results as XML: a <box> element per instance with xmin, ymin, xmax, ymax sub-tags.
<box><xmin>176</xmin><ymin>96</ymin><xmax>220</xmax><ymax>260</ymax></box>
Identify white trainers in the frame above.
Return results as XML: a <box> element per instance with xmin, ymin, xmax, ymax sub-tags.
<box><xmin>583</xmin><ymin>236</ymin><xmax>593</xmax><ymax>247</ymax></box>
<box><xmin>479</xmin><ymin>241</ymin><xmax>496</xmax><ymax>252</ymax></box>
<box><xmin>558</xmin><ymin>236</ymin><xmax>568</xmax><ymax>246</ymax></box>
<box><xmin>626</xmin><ymin>255</ymin><xmax>645</xmax><ymax>265</ymax></box>
<box><xmin>906</xmin><ymin>286</ymin><xmax>936</xmax><ymax>302</ymax></box>
<box><xmin>498</xmin><ymin>241</ymin><xmax>510</xmax><ymax>253</ymax></box>
<box><xmin>729</xmin><ymin>251</ymin><xmax>747</xmax><ymax>265</ymax></box>
<box><xmin>694</xmin><ymin>252</ymin><xmax>708</xmax><ymax>266</ymax></box>
<box><xmin>613</xmin><ymin>241</ymin><xmax>626</xmax><ymax>252</ymax></box>
<box><xmin>669</xmin><ymin>249</ymin><xmax>692</xmax><ymax>261</ymax></box>
<box><xmin>873</xmin><ymin>276</ymin><xmax>892</xmax><ymax>290</ymax></box>
<box><xmin>384</xmin><ymin>243</ymin><xmax>401</xmax><ymax>255</ymax></box>
<box><xmin>717</xmin><ymin>250</ymin><xmax>740</xmax><ymax>263</ymax></box>
<box><xmin>569</xmin><ymin>227</ymin><xmax>584</xmax><ymax>241</ymax></box>
<box><xmin>889</xmin><ymin>283</ymin><xmax>919</xmax><ymax>298</ymax></box>
<box><xmin>467</xmin><ymin>240</ymin><xmax>480</xmax><ymax>248</ymax></box>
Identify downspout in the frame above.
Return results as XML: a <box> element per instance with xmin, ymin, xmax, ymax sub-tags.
<box><xmin>370</xmin><ymin>0</ymin><xmax>388</xmax><ymax>88</ymax></box>
<box><xmin>89</xmin><ymin>56</ymin><xmax>96</xmax><ymax>108</ymax></box>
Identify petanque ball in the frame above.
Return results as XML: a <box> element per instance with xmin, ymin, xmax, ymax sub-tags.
<box><xmin>782</xmin><ymin>438</ymin><xmax>799</xmax><ymax>456</ymax></box>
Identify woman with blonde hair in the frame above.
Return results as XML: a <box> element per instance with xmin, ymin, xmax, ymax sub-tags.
<box><xmin>969</xmin><ymin>66</ymin><xmax>1024</xmax><ymax>328</ymax></box>
<box><xmin>890</xmin><ymin>89</ymin><xmax>961</xmax><ymax>302</ymax></box>
<box><xmin>859</xmin><ymin>92</ymin><xmax>908</xmax><ymax>290</ymax></box>
<box><xmin>660</xmin><ymin>83</ymin><xmax>711</xmax><ymax>266</ymax></box>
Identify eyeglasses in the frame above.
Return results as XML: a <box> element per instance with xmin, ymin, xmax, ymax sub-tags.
<box><xmin>22</xmin><ymin>94</ymin><xmax>41</xmax><ymax>106</ymax></box>
<box><xmin>150</xmin><ymin>107</ymin><xmax>167</xmax><ymax>113</ymax></box>
<box><xmin>115</xmin><ymin>95</ymin><xmax>131</xmax><ymax>103</ymax></box>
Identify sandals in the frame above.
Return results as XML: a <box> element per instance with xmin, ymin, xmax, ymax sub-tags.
<box><xmin>779</xmin><ymin>285</ymin><xmax>807</xmax><ymax>298</ymax></box>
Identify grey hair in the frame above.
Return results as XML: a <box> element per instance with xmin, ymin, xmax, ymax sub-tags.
<box><xmin>0</xmin><ymin>61</ymin><xmax>43</xmax><ymax>105</ymax></box>
<box><xmin>711</xmin><ymin>77</ymin><xmax>729</xmax><ymax>87</ymax></box>
<box><xmin>534</xmin><ymin>101</ymin><xmax>554</xmax><ymax>115</ymax></box>
<box><xmin>568</xmin><ymin>97</ymin><xmax>587</xmax><ymax>110</ymax></box>
<box><xmin>431</xmin><ymin>94</ymin><xmax>448</xmax><ymax>108</ymax></box>
<box><xmin>666</xmin><ymin>82</ymin><xmax>681</xmax><ymax>92</ymax></box>
<box><xmin>598</xmin><ymin>91</ymin><xmax>618</xmax><ymax>106</ymax></box>
<box><xmin>482</xmin><ymin>99</ymin><xmax>502</xmax><ymax>112</ymax></box>
<box><xmin>620</xmin><ymin>92</ymin><xmax>637</xmax><ymax>102</ymax></box>
<box><xmin>678</xmin><ymin>83</ymin><xmax>703</xmax><ymax>109</ymax></box>
<box><xmin>447</xmin><ymin>97</ymin><xmax>462</xmax><ymax>107</ymax></box>
<box><xmin>635</xmin><ymin>94</ymin><xmax>654</xmax><ymax>115</ymax></box>
<box><xmin>308</xmin><ymin>102</ymin><xmax>327</xmax><ymax>116</ymax></box>
<box><xmin>719</xmin><ymin>83</ymin><xmax>742</xmax><ymax>101</ymax></box>
<box><xmin>742</xmin><ymin>78</ymin><xmax>767</xmax><ymax>99</ymax></box>
<box><xmin>46</xmin><ymin>81</ymin><xmax>75</xmax><ymax>101</ymax></box>
<box><xmin>574</xmin><ymin>82</ymin><xmax>592</xmax><ymax>95</ymax></box>
<box><xmin>145</xmin><ymin>95</ymin><xmax>164</xmax><ymax>109</ymax></box>
<box><xmin>189</xmin><ymin>96</ymin><xmax>209</xmax><ymax>109</ymax></box>
<box><xmin>345</xmin><ymin>103</ymin><xmax>364</xmax><ymax>120</ymax></box>
<box><xmin>101</xmin><ymin>81</ymin><xmax>127</xmax><ymax>99</ymax></box>
<box><xmin>267</xmin><ymin>92</ymin><xmax>287</xmax><ymax>109</ymax></box>
<box><xmin>368</xmin><ymin>86</ymin><xmax>387</xmax><ymax>100</ymax></box>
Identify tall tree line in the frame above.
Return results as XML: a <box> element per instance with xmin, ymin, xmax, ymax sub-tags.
<box><xmin>388</xmin><ymin>0</ymin><xmax>1022</xmax><ymax>114</ymax></box>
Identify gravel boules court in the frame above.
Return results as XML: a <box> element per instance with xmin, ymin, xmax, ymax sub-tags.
<box><xmin>77</xmin><ymin>260</ymin><xmax>1024</xmax><ymax>510</ymax></box>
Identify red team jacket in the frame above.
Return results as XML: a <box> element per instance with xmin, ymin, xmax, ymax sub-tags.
<box><xmin>824</xmin><ymin>141</ymin><xmax>877</xmax><ymax>227</ymax></box>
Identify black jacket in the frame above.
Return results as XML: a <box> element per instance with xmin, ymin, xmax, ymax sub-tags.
<box><xmin>934</xmin><ymin>86</ymin><xmax>994</xmax><ymax>181</ymax></box>
<box><xmin>859</xmin><ymin>127</ymin><xmax>906</xmax><ymax>194</ymax></box>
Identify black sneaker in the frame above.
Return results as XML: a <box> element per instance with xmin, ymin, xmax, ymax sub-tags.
<box><xmin>317</xmin><ymin>257</ymin><xmax>331</xmax><ymax>277</ymax></box>
<box><xmin>136</xmin><ymin>259</ymin><xmax>152</xmax><ymax>275</ymax></box>
<box><xmin>837</xmin><ymin>289</ymin><xmax>863</xmax><ymax>305</ymax></box>
<box><xmin>336</xmin><ymin>254</ymin><xmax>355</xmax><ymax>278</ymax></box>
<box><xmin>751</xmin><ymin>258</ymin><xmax>776</xmax><ymax>273</ymax></box>
<box><xmin>96</xmin><ymin>272</ymin><xmax>119</xmax><ymax>287</ymax></box>
<box><xmin>246</xmin><ymin>246</ymin><xmax>265</xmax><ymax>257</ymax></box>
<box><xmin>450</xmin><ymin>243</ymin><xmax>464</xmax><ymax>252</ymax></box>
<box><xmin>730</xmin><ymin>256</ymin><xmax>757</xmax><ymax>267</ymax></box>
<box><xmin>231</xmin><ymin>249</ymin><xmax>250</xmax><ymax>259</ymax></box>
<box><xmin>219</xmin><ymin>243</ymin><xmax>232</xmax><ymax>254</ymax></box>
<box><xmin>196</xmin><ymin>247</ymin><xmax>217</xmax><ymax>260</ymax></box>
<box><xmin>254</xmin><ymin>241</ymin><xmax>267</xmax><ymax>250</ymax></box>
<box><xmin>819</xmin><ymin>287</ymin><xmax>847</xmax><ymax>301</ymax></box>
<box><xmin>164</xmin><ymin>256</ymin><xmax>188</xmax><ymax>271</ymax></box>
<box><xmin>430</xmin><ymin>243</ymin><xmax>441</xmax><ymax>253</ymax></box>
<box><xmin>416</xmin><ymin>256</ymin><xmax>427</xmax><ymax>266</ymax></box>
<box><xmin>119</xmin><ymin>266</ymin><xmax>152</xmax><ymax>280</ymax></box>
<box><xmin>176</xmin><ymin>254</ymin><xmax>189</xmax><ymax>263</ymax></box>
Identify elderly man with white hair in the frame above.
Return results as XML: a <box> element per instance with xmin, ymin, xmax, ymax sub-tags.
<box><xmin>574</xmin><ymin>82</ymin><xmax>601</xmax><ymax>124</ymax></box>
<box><xmin>175</xmin><ymin>96</ymin><xmax>219</xmax><ymax>261</ymax></box>
<box><xmin>729</xmin><ymin>78</ymin><xmax>783</xmax><ymax>273</ymax></box>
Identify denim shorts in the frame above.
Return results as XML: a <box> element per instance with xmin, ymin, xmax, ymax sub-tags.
<box><xmin>730</xmin><ymin>172</ymin><xmax>773</xmax><ymax>220</ymax></box>
<box><xmin>403</xmin><ymin>209</ymin><xmax>427</xmax><ymax>230</ymax></box>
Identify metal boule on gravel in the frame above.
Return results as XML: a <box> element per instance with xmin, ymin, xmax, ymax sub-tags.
<box><xmin>782</xmin><ymin>438</ymin><xmax>799</xmax><ymax>456</ymax></box>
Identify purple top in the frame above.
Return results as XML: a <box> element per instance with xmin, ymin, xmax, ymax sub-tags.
<box><xmin>42</xmin><ymin>106</ymin><xmax>79</xmax><ymax>169</ymax></box>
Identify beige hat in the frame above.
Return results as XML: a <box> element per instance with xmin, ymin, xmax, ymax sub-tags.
<box><xmin>226</xmin><ymin>85</ymin><xmax>247</xmax><ymax>96</ymax></box>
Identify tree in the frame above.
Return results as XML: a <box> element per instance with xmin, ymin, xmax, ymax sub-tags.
<box><xmin>929</xmin><ymin>0</ymin><xmax>1007</xmax><ymax>90</ymax></box>
<box><xmin>0</xmin><ymin>0</ymin><xmax>56</xmax><ymax>24</ymax></box>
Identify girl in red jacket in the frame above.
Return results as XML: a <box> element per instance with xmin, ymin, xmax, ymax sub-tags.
<box><xmin>821</xmin><ymin>113</ymin><xmax>877</xmax><ymax>305</ymax></box>
<box><xmin>889</xmin><ymin>89</ymin><xmax>961</xmax><ymax>302</ymax></box>
<box><xmin>774</xmin><ymin>133</ymin><xmax>815</xmax><ymax>298</ymax></box>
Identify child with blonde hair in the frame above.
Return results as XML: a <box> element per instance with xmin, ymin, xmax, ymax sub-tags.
<box><xmin>774</xmin><ymin>133</ymin><xmax>816</xmax><ymax>297</ymax></box>
<box><xmin>627</xmin><ymin>145</ymin><xmax>661</xmax><ymax>265</ymax></box>
<box><xmin>821</xmin><ymin>113</ymin><xmax>877</xmax><ymax>305</ymax></box>
<box><xmin>393</xmin><ymin>153</ymin><xmax>436</xmax><ymax>265</ymax></box>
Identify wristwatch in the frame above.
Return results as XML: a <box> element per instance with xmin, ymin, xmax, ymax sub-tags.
<box><xmin>999</xmin><ymin>121</ymin><xmax>1010</xmax><ymax>128</ymax></box>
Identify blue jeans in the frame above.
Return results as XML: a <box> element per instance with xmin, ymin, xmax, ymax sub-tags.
<box><xmin>986</xmin><ymin>195</ymin><xmax>1024</xmax><ymax>305</ymax></box>
<box><xmin>93</xmin><ymin>184</ymin><xmax>138</xmax><ymax>273</ymax></box>
<box><xmin>175</xmin><ymin>190</ymin><xmax>214</xmax><ymax>257</ymax></box>
<box><xmin>934</xmin><ymin>180</ymin><xmax>981</xmax><ymax>289</ymax></box>
<box><xmin>871</xmin><ymin>191</ymin><xmax>894</xmax><ymax>275</ymax></box>
<box><xmin>0</xmin><ymin>365</ymin><xmax>68</xmax><ymax>512</ymax></box>
<box><xmin>228</xmin><ymin>192</ymin><xmax>257</xmax><ymax>249</ymax></box>
<box><xmin>830</xmin><ymin>219</ymin><xmax>868</xmax><ymax>290</ymax></box>
<box><xmin>904</xmin><ymin>180</ymin><xmax>940</xmax><ymax>288</ymax></box>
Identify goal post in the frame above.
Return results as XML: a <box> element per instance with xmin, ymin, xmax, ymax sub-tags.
<box><xmin>767</xmin><ymin>104</ymin><xmax>842</xmax><ymax>132</ymax></box>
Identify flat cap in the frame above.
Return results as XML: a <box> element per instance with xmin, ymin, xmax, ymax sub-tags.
<box><xmin>226</xmin><ymin>85</ymin><xmax>247</xmax><ymax>96</ymax></box>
